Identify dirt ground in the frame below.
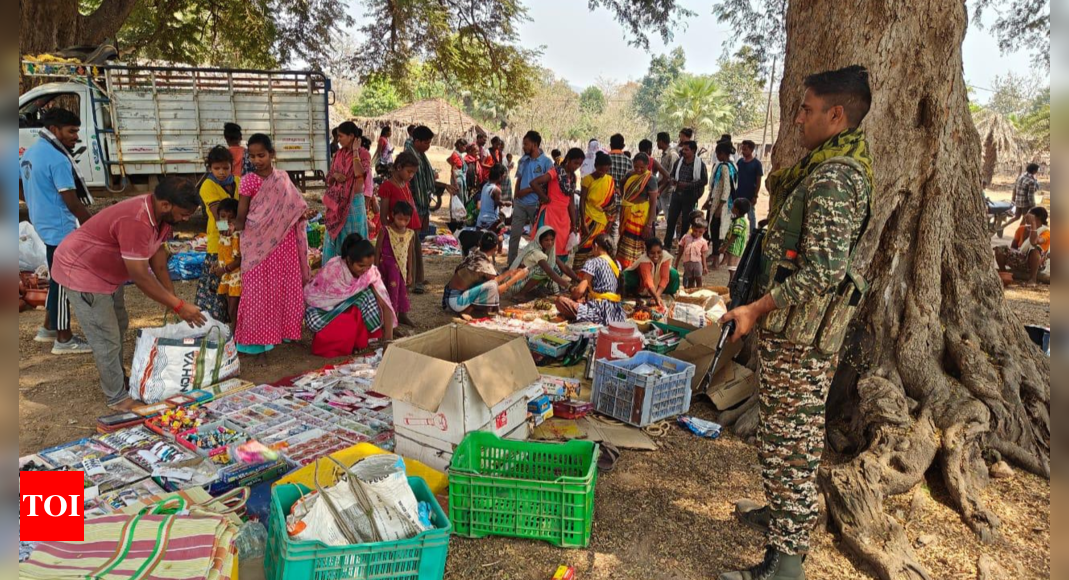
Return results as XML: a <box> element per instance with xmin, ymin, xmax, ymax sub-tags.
<box><xmin>18</xmin><ymin>174</ymin><xmax>1050</xmax><ymax>579</ymax></box>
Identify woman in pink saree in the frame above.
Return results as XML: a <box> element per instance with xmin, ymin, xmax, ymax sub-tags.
<box><xmin>322</xmin><ymin>122</ymin><xmax>368</xmax><ymax>262</ymax></box>
<box><xmin>234</xmin><ymin>134</ymin><xmax>313</xmax><ymax>357</ymax></box>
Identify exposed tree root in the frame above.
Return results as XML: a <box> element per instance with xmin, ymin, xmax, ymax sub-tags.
<box><xmin>820</xmin><ymin>377</ymin><xmax>938</xmax><ymax>580</ymax></box>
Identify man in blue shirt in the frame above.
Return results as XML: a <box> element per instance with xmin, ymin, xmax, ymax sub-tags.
<box><xmin>20</xmin><ymin>108</ymin><xmax>93</xmax><ymax>355</ymax></box>
<box><xmin>734</xmin><ymin>139</ymin><xmax>764</xmax><ymax>235</ymax></box>
<box><xmin>509</xmin><ymin>130</ymin><xmax>554</xmax><ymax>265</ymax></box>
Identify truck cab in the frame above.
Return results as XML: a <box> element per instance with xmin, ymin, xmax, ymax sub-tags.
<box><xmin>19</xmin><ymin>82</ymin><xmax>111</xmax><ymax>188</ymax></box>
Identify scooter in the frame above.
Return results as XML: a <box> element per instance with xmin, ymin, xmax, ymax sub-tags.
<box><xmin>986</xmin><ymin>197</ymin><xmax>1015</xmax><ymax>239</ymax></box>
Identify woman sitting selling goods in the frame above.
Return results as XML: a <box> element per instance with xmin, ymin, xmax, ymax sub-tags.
<box><xmin>622</xmin><ymin>237</ymin><xmax>679</xmax><ymax>307</ymax></box>
<box><xmin>304</xmin><ymin>234</ymin><xmax>395</xmax><ymax>357</ymax></box>
<box><xmin>556</xmin><ymin>234</ymin><xmax>626</xmax><ymax>325</ymax></box>
<box><xmin>443</xmin><ymin>232</ymin><xmax>527</xmax><ymax>318</ymax></box>
<box><xmin>510</xmin><ymin>226</ymin><xmax>579</xmax><ymax>302</ymax></box>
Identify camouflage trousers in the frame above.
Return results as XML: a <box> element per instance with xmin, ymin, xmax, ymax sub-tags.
<box><xmin>757</xmin><ymin>330</ymin><xmax>837</xmax><ymax>555</ymax></box>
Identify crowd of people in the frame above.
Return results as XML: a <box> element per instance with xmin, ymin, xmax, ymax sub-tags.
<box><xmin>20</xmin><ymin>103</ymin><xmax>775</xmax><ymax>405</ymax></box>
<box><xmin>23</xmin><ymin>63</ymin><xmax>1048</xmax><ymax>580</ymax></box>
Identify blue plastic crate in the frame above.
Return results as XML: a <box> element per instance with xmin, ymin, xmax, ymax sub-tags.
<box><xmin>591</xmin><ymin>351</ymin><xmax>695</xmax><ymax>427</ymax></box>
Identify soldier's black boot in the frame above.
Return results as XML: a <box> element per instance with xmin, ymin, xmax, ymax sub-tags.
<box><xmin>719</xmin><ymin>546</ymin><xmax>806</xmax><ymax>580</ymax></box>
<box><xmin>735</xmin><ymin>503</ymin><xmax>771</xmax><ymax>532</ymax></box>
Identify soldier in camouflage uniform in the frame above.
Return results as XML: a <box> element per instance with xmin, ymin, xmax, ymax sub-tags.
<box><xmin>718</xmin><ymin>65</ymin><xmax>874</xmax><ymax>580</ymax></box>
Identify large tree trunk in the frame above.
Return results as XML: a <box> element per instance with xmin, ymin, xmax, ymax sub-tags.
<box><xmin>721</xmin><ymin>1</ymin><xmax>1051</xmax><ymax>578</ymax></box>
<box><xmin>18</xmin><ymin>0</ymin><xmax>139</xmax><ymax>56</ymax></box>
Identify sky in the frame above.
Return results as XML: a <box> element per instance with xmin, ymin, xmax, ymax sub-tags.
<box><xmin>514</xmin><ymin>0</ymin><xmax>1043</xmax><ymax>100</ymax></box>
<box><xmin>345</xmin><ymin>0</ymin><xmax>1048</xmax><ymax>103</ymax></box>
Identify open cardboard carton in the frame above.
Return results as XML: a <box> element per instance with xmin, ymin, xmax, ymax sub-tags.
<box><xmin>661</xmin><ymin>318</ymin><xmax>747</xmax><ymax>399</ymax></box>
<box><xmin>373</xmin><ymin>324</ymin><xmax>542</xmax><ymax>450</ymax></box>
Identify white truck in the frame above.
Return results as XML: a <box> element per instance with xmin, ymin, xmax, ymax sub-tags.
<box><xmin>19</xmin><ymin>62</ymin><xmax>332</xmax><ymax>192</ymax></box>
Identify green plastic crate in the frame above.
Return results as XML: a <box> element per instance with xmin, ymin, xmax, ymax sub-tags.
<box><xmin>265</xmin><ymin>477</ymin><xmax>451</xmax><ymax>580</ymax></box>
<box><xmin>448</xmin><ymin>433</ymin><xmax>599</xmax><ymax>548</ymax></box>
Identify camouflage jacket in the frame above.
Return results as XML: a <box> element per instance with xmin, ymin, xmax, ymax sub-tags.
<box><xmin>762</xmin><ymin>157</ymin><xmax>871</xmax><ymax>310</ymax></box>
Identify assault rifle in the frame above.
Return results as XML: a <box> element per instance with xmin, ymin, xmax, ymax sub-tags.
<box><xmin>699</xmin><ymin>227</ymin><xmax>766</xmax><ymax>391</ymax></box>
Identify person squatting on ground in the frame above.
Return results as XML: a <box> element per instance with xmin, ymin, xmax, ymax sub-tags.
<box><xmin>444</xmin><ymin>232</ymin><xmax>527</xmax><ymax>318</ymax></box>
<box><xmin>304</xmin><ymin>233</ymin><xmax>395</xmax><ymax>357</ymax></box>
<box><xmin>995</xmin><ymin>206</ymin><xmax>1050</xmax><ymax>286</ymax></box>
<box><xmin>555</xmin><ymin>233</ymin><xmax>626</xmax><ymax>326</ymax></box>
<box><xmin>719</xmin><ymin>64</ymin><xmax>874</xmax><ymax>580</ymax></box>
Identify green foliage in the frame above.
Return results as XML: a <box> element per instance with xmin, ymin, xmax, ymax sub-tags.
<box><xmin>659</xmin><ymin>75</ymin><xmax>733</xmax><ymax>139</ymax></box>
<box><xmin>350</xmin><ymin>75</ymin><xmax>404</xmax><ymax>118</ymax></box>
<box><xmin>1019</xmin><ymin>87</ymin><xmax>1050</xmax><ymax>149</ymax></box>
<box><xmin>711</xmin><ymin>0</ymin><xmax>787</xmax><ymax>69</ymax></box>
<box><xmin>353</xmin><ymin>0</ymin><xmax>541</xmax><ymax>115</ymax></box>
<box><xmin>632</xmin><ymin>48</ymin><xmax>687</xmax><ymax>127</ymax></box>
<box><xmin>79</xmin><ymin>0</ymin><xmax>351</xmax><ymax>68</ymax></box>
<box><xmin>974</xmin><ymin>0</ymin><xmax>1049</xmax><ymax>70</ymax></box>
<box><xmin>586</xmin><ymin>0</ymin><xmax>695</xmax><ymax>49</ymax></box>
<box><xmin>711</xmin><ymin>47</ymin><xmax>767</xmax><ymax>133</ymax></box>
<box><xmin>580</xmin><ymin>86</ymin><xmax>606</xmax><ymax>115</ymax></box>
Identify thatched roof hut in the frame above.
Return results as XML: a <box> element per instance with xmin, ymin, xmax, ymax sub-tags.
<box><xmin>973</xmin><ymin>110</ymin><xmax>1029</xmax><ymax>185</ymax></box>
<box><xmin>354</xmin><ymin>98</ymin><xmax>486</xmax><ymax>149</ymax></box>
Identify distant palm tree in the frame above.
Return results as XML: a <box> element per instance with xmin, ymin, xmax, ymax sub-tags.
<box><xmin>660</xmin><ymin>75</ymin><xmax>733</xmax><ymax>138</ymax></box>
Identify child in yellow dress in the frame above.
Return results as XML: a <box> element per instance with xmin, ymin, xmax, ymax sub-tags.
<box><xmin>213</xmin><ymin>198</ymin><xmax>242</xmax><ymax>326</ymax></box>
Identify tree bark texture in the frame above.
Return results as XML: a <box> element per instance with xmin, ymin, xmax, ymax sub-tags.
<box><xmin>724</xmin><ymin>1</ymin><xmax>1050</xmax><ymax>578</ymax></box>
<box><xmin>19</xmin><ymin>0</ymin><xmax>139</xmax><ymax>56</ymax></box>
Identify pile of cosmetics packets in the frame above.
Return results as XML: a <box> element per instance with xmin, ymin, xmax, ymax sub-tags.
<box><xmin>19</xmin><ymin>350</ymin><xmax>395</xmax><ymax>520</ymax></box>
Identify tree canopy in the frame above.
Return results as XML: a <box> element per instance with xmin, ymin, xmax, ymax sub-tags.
<box><xmin>350</xmin><ymin>0</ymin><xmax>541</xmax><ymax>115</ymax></box>
<box><xmin>76</xmin><ymin>0</ymin><xmax>351</xmax><ymax>68</ymax></box>
<box><xmin>659</xmin><ymin>75</ymin><xmax>733</xmax><ymax>138</ymax></box>
<box><xmin>632</xmin><ymin>48</ymin><xmax>687</xmax><ymax>128</ymax></box>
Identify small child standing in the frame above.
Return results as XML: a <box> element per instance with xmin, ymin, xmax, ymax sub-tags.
<box><xmin>676</xmin><ymin>218</ymin><xmax>710</xmax><ymax>289</ymax></box>
<box><xmin>376</xmin><ymin>200</ymin><xmax>417</xmax><ymax>327</ymax></box>
<box><xmin>718</xmin><ymin>198</ymin><xmax>751</xmax><ymax>273</ymax></box>
<box><xmin>223</xmin><ymin>123</ymin><xmax>253</xmax><ymax>177</ymax></box>
<box><xmin>213</xmin><ymin>198</ymin><xmax>242</xmax><ymax>326</ymax></box>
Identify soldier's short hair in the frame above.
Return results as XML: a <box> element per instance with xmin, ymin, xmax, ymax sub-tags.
<box><xmin>804</xmin><ymin>65</ymin><xmax>872</xmax><ymax>128</ymax></box>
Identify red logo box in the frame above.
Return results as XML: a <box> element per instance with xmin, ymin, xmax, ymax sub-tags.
<box><xmin>20</xmin><ymin>471</ymin><xmax>85</xmax><ymax>542</ymax></box>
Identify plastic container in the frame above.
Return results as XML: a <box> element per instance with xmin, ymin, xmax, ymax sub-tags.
<box><xmin>594</xmin><ymin>321</ymin><xmax>644</xmax><ymax>362</ymax></box>
<box><xmin>265</xmin><ymin>477</ymin><xmax>451</xmax><ymax>580</ymax></box>
<box><xmin>591</xmin><ymin>351</ymin><xmax>695</xmax><ymax>428</ymax></box>
<box><xmin>448</xmin><ymin>432</ymin><xmax>599</xmax><ymax>548</ymax></box>
<box><xmin>528</xmin><ymin>333</ymin><xmax>574</xmax><ymax>358</ymax></box>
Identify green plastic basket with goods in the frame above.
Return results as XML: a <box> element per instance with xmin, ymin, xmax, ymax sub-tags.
<box><xmin>447</xmin><ymin>432</ymin><xmax>600</xmax><ymax>548</ymax></box>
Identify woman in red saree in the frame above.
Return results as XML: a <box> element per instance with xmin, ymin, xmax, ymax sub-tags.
<box><xmin>234</xmin><ymin>134</ymin><xmax>313</xmax><ymax>357</ymax></box>
<box><xmin>530</xmin><ymin>148</ymin><xmax>584</xmax><ymax>261</ymax></box>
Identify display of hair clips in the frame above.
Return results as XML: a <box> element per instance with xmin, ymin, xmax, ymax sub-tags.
<box><xmin>94</xmin><ymin>427</ymin><xmax>162</xmax><ymax>453</ymax></box>
<box><xmin>124</xmin><ymin>441</ymin><xmax>198</xmax><ymax>472</ymax></box>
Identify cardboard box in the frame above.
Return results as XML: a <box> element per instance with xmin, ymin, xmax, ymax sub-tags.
<box><xmin>396</xmin><ymin>421</ymin><xmax>530</xmax><ymax>473</ymax></box>
<box><xmin>709</xmin><ymin>362</ymin><xmax>757</xmax><ymax>410</ymax></box>
<box><xmin>665</xmin><ymin>319</ymin><xmax>743</xmax><ymax>394</ymax></box>
<box><xmin>373</xmin><ymin>325</ymin><xmax>543</xmax><ymax>447</ymax></box>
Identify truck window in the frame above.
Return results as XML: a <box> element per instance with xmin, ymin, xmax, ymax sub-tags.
<box><xmin>20</xmin><ymin>93</ymin><xmax>81</xmax><ymax>128</ymax></box>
